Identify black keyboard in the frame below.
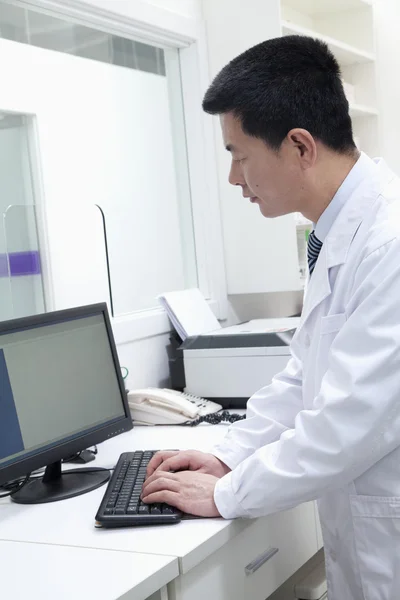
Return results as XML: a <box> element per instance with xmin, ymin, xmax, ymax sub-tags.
<box><xmin>95</xmin><ymin>451</ymin><xmax>183</xmax><ymax>527</ymax></box>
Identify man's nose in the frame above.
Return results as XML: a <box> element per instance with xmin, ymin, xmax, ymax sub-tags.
<box><xmin>228</xmin><ymin>161</ymin><xmax>245</xmax><ymax>187</ymax></box>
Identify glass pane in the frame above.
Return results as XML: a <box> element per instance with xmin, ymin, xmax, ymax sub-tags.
<box><xmin>135</xmin><ymin>41</ymin><xmax>166</xmax><ymax>75</ymax></box>
<box><xmin>0</xmin><ymin>222</ymin><xmax>13</xmax><ymax>321</ymax></box>
<box><xmin>111</xmin><ymin>37</ymin><xmax>137</xmax><ymax>69</ymax></box>
<box><xmin>0</xmin><ymin>2</ymin><xmax>165</xmax><ymax>76</ymax></box>
<box><xmin>0</xmin><ymin>113</ymin><xmax>45</xmax><ymax>321</ymax></box>
<box><xmin>0</xmin><ymin>3</ymin><xmax>27</xmax><ymax>43</ymax></box>
<box><xmin>44</xmin><ymin>203</ymin><xmax>112</xmax><ymax>313</ymax></box>
<box><xmin>3</xmin><ymin>205</ymin><xmax>45</xmax><ymax>319</ymax></box>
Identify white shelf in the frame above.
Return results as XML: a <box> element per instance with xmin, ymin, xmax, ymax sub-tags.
<box><xmin>349</xmin><ymin>103</ymin><xmax>378</xmax><ymax>118</ymax></box>
<box><xmin>283</xmin><ymin>0</ymin><xmax>373</xmax><ymax>15</ymax></box>
<box><xmin>281</xmin><ymin>20</ymin><xmax>376</xmax><ymax>66</ymax></box>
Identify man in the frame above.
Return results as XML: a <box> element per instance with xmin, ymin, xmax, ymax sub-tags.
<box><xmin>142</xmin><ymin>36</ymin><xmax>400</xmax><ymax>599</ymax></box>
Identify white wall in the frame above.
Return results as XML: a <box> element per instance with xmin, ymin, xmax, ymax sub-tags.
<box><xmin>145</xmin><ymin>0</ymin><xmax>202</xmax><ymax>19</ymax></box>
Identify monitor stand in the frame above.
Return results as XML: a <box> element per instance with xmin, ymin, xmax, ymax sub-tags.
<box><xmin>10</xmin><ymin>460</ymin><xmax>110</xmax><ymax>504</ymax></box>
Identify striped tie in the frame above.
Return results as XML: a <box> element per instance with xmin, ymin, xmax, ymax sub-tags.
<box><xmin>307</xmin><ymin>230</ymin><xmax>323</xmax><ymax>277</ymax></box>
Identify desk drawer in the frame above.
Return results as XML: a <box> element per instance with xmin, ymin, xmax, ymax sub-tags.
<box><xmin>242</xmin><ymin>502</ymin><xmax>317</xmax><ymax>599</ymax></box>
<box><xmin>169</xmin><ymin>502</ymin><xmax>318</xmax><ymax>600</ymax></box>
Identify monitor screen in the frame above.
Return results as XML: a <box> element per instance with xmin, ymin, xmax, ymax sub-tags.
<box><xmin>0</xmin><ymin>304</ymin><xmax>132</xmax><ymax>492</ymax></box>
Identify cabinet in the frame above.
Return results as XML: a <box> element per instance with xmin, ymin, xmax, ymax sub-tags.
<box><xmin>168</xmin><ymin>502</ymin><xmax>318</xmax><ymax>600</ymax></box>
<box><xmin>281</xmin><ymin>0</ymin><xmax>378</xmax><ymax>157</ymax></box>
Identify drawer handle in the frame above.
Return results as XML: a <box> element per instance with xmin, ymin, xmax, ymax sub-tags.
<box><xmin>245</xmin><ymin>547</ymin><xmax>279</xmax><ymax>576</ymax></box>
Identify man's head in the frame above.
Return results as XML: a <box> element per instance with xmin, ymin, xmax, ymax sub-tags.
<box><xmin>203</xmin><ymin>36</ymin><xmax>358</xmax><ymax>222</ymax></box>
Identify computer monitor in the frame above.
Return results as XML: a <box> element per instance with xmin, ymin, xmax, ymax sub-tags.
<box><xmin>0</xmin><ymin>303</ymin><xmax>133</xmax><ymax>504</ymax></box>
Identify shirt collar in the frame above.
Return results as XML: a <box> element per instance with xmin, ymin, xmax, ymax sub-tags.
<box><xmin>314</xmin><ymin>152</ymin><xmax>376</xmax><ymax>243</ymax></box>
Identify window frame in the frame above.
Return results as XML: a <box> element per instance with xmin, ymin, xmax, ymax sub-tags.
<box><xmin>6</xmin><ymin>0</ymin><xmax>228</xmax><ymax>343</ymax></box>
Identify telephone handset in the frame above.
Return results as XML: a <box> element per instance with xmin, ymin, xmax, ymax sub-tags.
<box><xmin>127</xmin><ymin>388</ymin><xmax>222</xmax><ymax>425</ymax></box>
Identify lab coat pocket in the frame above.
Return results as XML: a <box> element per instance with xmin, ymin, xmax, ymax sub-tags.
<box><xmin>320</xmin><ymin>312</ymin><xmax>347</xmax><ymax>335</ymax></box>
<box><xmin>314</xmin><ymin>313</ymin><xmax>347</xmax><ymax>386</ymax></box>
<box><xmin>350</xmin><ymin>494</ymin><xmax>400</xmax><ymax>600</ymax></box>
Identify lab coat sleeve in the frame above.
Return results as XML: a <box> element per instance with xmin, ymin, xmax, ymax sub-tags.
<box><xmin>212</xmin><ymin>335</ymin><xmax>304</xmax><ymax>471</ymax></box>
<box><xmin>214</xmin><ymin>242</ymin><xmax>400</xmax><ymax>519</ymax></box>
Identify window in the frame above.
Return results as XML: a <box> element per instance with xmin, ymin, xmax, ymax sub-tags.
<box><xmin>0</xmin><ymin>2</ymin><xmax>198</xmax><ymax>318</ymax></box>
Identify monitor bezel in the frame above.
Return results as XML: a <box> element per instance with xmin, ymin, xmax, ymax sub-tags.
<box><xmin>0</xmin><ymin>302</ymin><xmax>133</xmax><ymax>487</ymax></box>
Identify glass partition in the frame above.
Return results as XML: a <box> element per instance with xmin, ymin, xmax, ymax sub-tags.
<box><xmin>3</xmin><ymin>205</ymin><xmax>45</xmax><ymax>320</ymax></box>
<box><xmin>0</xmin><ymin>113</ymin><xmax>45</xmax><ymax>321</ymax></box>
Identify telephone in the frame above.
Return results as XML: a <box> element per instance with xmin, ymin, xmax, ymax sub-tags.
<box><xmin>127</xmin><ymin>388</ymin><xmax>222</xmax><ymax>425</ymax></box>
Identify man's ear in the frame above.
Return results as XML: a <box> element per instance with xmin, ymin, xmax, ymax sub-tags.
<box><xmin>286</xmin><ymin>128</ymin><xmax>317</xmax><ymax>168</ymax></box>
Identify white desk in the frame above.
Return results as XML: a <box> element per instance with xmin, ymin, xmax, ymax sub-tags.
<box><xmin>0</xmin><ymin>540</ymin><xmax>178</xmax><ymax>600</ymax></box>
<box><xmin>0</xmin><ymin>424</ymin><xmax>321</xmax><ymax>600</ymax></box>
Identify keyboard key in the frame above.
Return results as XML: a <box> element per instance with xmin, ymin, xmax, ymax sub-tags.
<box><xmin>114</xmin><ymin>508</ymin><xmax>125</xmax><ymax>515</ymax></box>
<box><xmin>162</xmin><ymin>505</ymin><xmax>176</xmax><ymax>515</ymax></box>
<box><xmin>104</xmin><ymin>508</ymin><xmax>114</xmax><ymax>515</ymax></box>
<box><xmin>150</xmin><ymin>505</ymin><xmax>161</xmax><ymax>515</ymax></box>
<box><xmin>138</xmin><ymin>505</ymin><xmax>150</xmax><ymax>514</ymax></box>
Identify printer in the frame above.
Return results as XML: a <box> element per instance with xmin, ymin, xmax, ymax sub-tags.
<box><xmin>169</xmin><ymin>317</ymin><xmax>300</xmax><ymax>408</ymax></box>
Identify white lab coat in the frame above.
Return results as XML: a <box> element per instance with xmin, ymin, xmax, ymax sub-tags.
<box><xmin>213</xmin><ymin>158</ymin><xmax>400</xmax><ymax>600</ymax></box>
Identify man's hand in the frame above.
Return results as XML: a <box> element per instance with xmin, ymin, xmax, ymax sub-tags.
<box><xmin>146</xmin><ymin>450</ymin><xmax>231</xmax><ymax>478</ymax></box>
<box><xmin>141</xmin><ymin>470</ymin><xmax>221</xmax><ymax>517</ymax></box>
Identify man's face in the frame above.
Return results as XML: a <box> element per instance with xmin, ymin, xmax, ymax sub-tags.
<box><xmin>220</xmin><ymin>112</ymin><xmax>304</xmax><ymax>218</ymax></box>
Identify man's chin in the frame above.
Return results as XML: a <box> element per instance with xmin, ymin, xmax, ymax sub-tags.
<box><xmin>258</xmin><ymin>205</ymin><xmax>279</xmax><ymax>219</ymax></box>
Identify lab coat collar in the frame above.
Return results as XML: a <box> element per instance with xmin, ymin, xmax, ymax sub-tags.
<box><xmin>324</xmin><ymin>157</ymin><xmax>391</xmax><ymax>270</ymax></box>
<box><xmin>300</xmin><ymin>158</ymin><xmax>394</xmax><ymax>329</ymax></box>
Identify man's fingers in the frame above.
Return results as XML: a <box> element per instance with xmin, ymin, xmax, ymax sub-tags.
<box><xmin>155</xmin><ymin>453</ymin><xmax>192</xmax><ymax>474</ymax></box>
<box><xmin>142</xmin><ymin>470</ymin><xmax>177</xmax><ymax>496</ymax></box>
<box><xmin>146</xmin><ymin>451</ymin><xmax>179</xmax><ymax>477</ymax></box>
<box><xmin>141</xmin><ymin>490</ymin><xmax>179</xmax><ymax>507</ymax></box>
<box><xmin>142</xmin><ymin>474</ymin><xmax>179</xmax><ymax>498</ymax></box>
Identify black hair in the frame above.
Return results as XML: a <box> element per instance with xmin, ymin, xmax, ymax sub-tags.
<box><xmin>202</xmin><ymin>35</ymin><xmax>356</xmax><ymax>154</ymax></box>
